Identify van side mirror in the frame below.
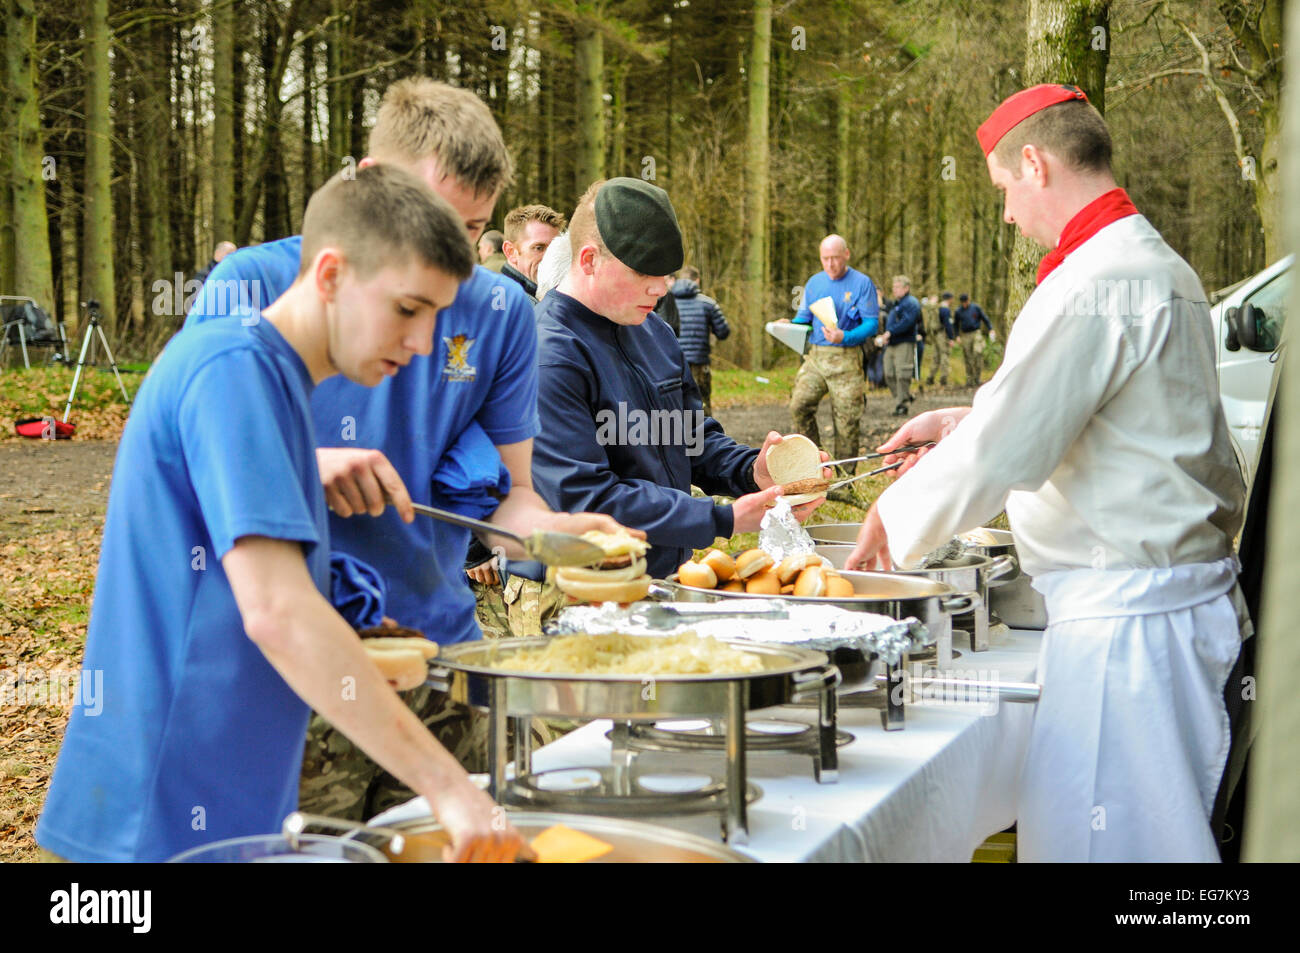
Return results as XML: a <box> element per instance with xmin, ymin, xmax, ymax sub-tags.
<box><xmin>1225</xmin><ymin>307</ymin><xmax>1242</xmax><ymax>352</ymax></box>
<box><xmin>1240</xmin><ymin>303</ymin><xmax>1266</xmax><ymax>351</ymax></box>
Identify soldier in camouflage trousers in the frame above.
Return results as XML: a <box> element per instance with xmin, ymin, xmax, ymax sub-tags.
<box><xmin>789</xmin><ymin>345</ymin><xmax>865</xmax><ymax>466</ymax></box>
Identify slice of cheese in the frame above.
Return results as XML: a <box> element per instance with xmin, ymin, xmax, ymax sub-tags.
<box><xmin>530</xmin><ymin>824</ymin><xmax>615</xmax><ymax>863</ymax></box>
<box><xmin>809</xmin><ymin>296</ymin><xmax>839</xmax><ymax>331</ymax></box>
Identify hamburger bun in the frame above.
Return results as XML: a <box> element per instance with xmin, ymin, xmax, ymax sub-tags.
<box><xmin>793</xmin><ymin>566</ymin><xmax>828</xmax><ymax>598</ymax></box>
<box><xmin>555</xmin><ymin>529</ymin><xmax>653</xmax><ymax>604</ymax></box>
<box><xmin>735</xmin><ymin>548</ymin><xmax>775</xmax><ymax>579</ymax></box>
<box><xmin>776</xmin><ymin>553</ymin><xmax>823</xmax><ymax>585</ymax></box>
<box><xmin>699</xmin><ymin>549</ymin><xmax>736</xmax><ymax>582</ymax></box>
<box><xmin>722</xmin><ymin>579</ymin><xmax>745</xmax><ymax>592</ymax></box>
<box><xmin>824</xmin><ymin>573</ymin><xmax>856</xmax><ymax>598</ymax></box>
<box><xmin>677</xmin><ymin>560</ymin><xmax>719</xmax><ymax>590</ymax></box>
<box><xmin>744</xmin><ymin>567</ymin><xmax>781</xmax><ymax>595</ymax></box>
<box><xmin>362</xmin><ymin>636</ymin><xmax>439</xmax><ymax>692</ymax></box>
<box><xmin>765</xmin><ymin>434</ymin><xmax>829</xmax><ymax>506</ymax></box>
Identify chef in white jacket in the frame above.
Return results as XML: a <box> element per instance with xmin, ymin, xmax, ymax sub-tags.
<box><xmin>845</xmin><ymin>84</ymin><xmax>1250</xmax><ymax>862</ymax></box>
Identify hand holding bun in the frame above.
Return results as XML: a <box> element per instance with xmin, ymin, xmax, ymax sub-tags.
<box><xmin>358</xmin><ymin>627</ymin><xmax>439</xmax><ymax>692</ymax></box>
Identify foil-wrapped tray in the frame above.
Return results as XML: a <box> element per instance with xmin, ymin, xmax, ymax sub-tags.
<box><xmin>549</xmin><ymin>600</ymin><xmax>929</xmax><ymax>667</ymax></box>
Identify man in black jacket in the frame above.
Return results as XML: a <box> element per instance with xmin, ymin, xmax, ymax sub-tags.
<box><xmin>532</xmin><ymin>178</ymin><xmax>824</xmax><ymax>578</ymax></box>
<box><xmin>500</xmin><ymin>204</ymin><xmax>566</xmax><ymax>303</ymax></box>
<box><xmin>672</xmin><ymin>266</ymin><xmax>730</xmax><ymax>416</ymax></box>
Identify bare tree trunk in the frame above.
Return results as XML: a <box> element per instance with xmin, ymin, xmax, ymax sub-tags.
<box><xmin>4</xmin><ymin>0</ymin><xmax>56</xmax><ymax>312</ymax></box>
<box><xmin>212</xmin><ymin>0</ymin><xmax>236</xmax><ymax>246</ymax></box>
<box><xmin>574</xmin><ymin>14</ymin><xmax>605</xmax><ymax>193</ymax></box>
<box><xmin>835</xmin><ymin>86</ymin><xmax>850</xmax><ymax>234</ymax></box>
<box><xmin>83</xmin><ymin>0</ymin><xmax>116</xmax><ymax>333</ymax></box>
<box><xmin>1002</xmin><ymin>0</ymin><xmax>1111</xmax><ymax>330</ymax></box>
<box><xmin>742</xmin><ymin>0</ymin><xmax>771</xmax><ymax>369</ymax></box>
<box><xmin>136</xmin><ymin>15</ymin><xmax>174</xmax><ymax>322</ymax></box>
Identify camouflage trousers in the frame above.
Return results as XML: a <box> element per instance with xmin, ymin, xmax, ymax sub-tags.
<box><xmin>960</xmin><ymin>330</ymin><xmax>986</xmax><ymax>386</ymax></box>
<box><xmin>473</xmin><ymin>574</ymin><xmax>567</xmax><ymax>640</ymax></box>
<box><xmin>690</xmin><ymin>362</ymin><xmax>714</xmax><ymax>418</ymax></box>
<box><xmin>924</xmin><ymin>334</ymin><xmax>952</xmax><ymax>385</ymax></box>
<box><xmin>789</xmin><ymin>345</ymin><xmax>864</xmax><ymax>463</ymax></box>
<box><xmin>883</xmin><ymin>343</ymin><xmax>915</xmax><ymax>407</ymax></box>
<box><xmin>298</xmin><ymin>578</ymin><xmax>572</xmax><ymax>822</ymax></box>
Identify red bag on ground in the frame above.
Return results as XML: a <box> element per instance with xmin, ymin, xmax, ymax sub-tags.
<box><xmin>14</xmin><ymin>416</ymin><xmax>76</xmax><ymax>439</ymax></box>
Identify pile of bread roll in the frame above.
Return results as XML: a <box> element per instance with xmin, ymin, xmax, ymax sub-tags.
<box><xmin>677</xmin><ymin>548</ymin><xmax>857</xmax><ymax>598</ymax></box>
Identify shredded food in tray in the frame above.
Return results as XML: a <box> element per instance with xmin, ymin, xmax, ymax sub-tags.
<box><xmin>490</xmin><ymin>632</ymin><xmax>766</xmax><ymax>676</ymax></box>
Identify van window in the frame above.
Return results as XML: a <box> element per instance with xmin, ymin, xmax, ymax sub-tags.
<box><xmin>1244</xmin><ymin>269</ymin><xmax>1290</xmax><ymax>352</ymax></box>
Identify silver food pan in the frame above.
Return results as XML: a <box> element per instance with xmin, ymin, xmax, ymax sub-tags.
<box><xmin>660</xmin><ymin>570</ymin><xmax>976</xmax><ymax>687</ymax></box>
<box><xmin>426</xmin><ymin>636</ymin><xmax>837</xmax><ymax>720</ymax></box>
<box><xmin>366</xmin><ymin>811</ymin><xmax>757</xmax><ymax>863</ymax></box>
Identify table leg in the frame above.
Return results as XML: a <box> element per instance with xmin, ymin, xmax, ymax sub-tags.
<box><xmin>815</xmin><ymin>681</ymin><xmax>839</xmax><ymax>783</ymax></box>
<box><xmin>882</xmin><ymin>660</ymin><xmax>906</xmax><ymax>731</ymax></box>
<box><xmin>725</xmin><ymin>681</ymin><xmax>749</xmax><ymax>844</ymax></box>
<box><xmin>488</xmin><ymin>680</ymin><xmax>509</xmax><ymax>800</ymax></box>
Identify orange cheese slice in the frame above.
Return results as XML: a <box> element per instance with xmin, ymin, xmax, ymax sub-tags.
<box><xmin>529</xmin><ymin>824</ymin><xmax>614</xmax><ymax>863</ymax></box>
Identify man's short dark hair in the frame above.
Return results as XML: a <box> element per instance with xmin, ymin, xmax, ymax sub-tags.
<box><xmin>959</xmin><ymin>293</ymin><xmax>970</xmax><ymax>302</ymax></box>
<box><xmin>480</xmin><ymin>230</ymin><xmax>504</xmax><ymax>253</ymax></box>
<box><xmin>991</xmin><ymin>99</ymin><xmax>1112</xmax><ymax>177</ymax></box>
<box><xmin>681</xmin><ymin>265</ymin><xmax>701</xmax><ymax>283</ymax></box>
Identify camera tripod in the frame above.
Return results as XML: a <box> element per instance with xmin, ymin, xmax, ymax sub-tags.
<box><xmin>63</xmin><ymin>299</ymin><xmax>130</xmax><ymax>423</ymax></box>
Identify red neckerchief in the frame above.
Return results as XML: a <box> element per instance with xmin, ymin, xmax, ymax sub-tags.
<box><xmin>1036</xmin><ymin>188</ymin><xmax>1140</xmax><ymax>285</ymax></box>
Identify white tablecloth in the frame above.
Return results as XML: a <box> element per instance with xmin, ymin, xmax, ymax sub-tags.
<box><xmin>373</xmin><ymin>628</ymin><xmax>1044</xmax><ymax>862</ymax></box>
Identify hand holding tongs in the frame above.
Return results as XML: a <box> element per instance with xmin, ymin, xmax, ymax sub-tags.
<box><xmin>822</xmin><ymin>442</ymin><xmax>935</xmax><ymax>469</ymax></box>
<box><xmin>408</xmin><ymin>501</ymin><xmax>606</xmax><ymax>567</ymax></box>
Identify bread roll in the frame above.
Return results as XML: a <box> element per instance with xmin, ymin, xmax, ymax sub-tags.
<box><xmin>745</xmin><ymin>567</ymin><xmax>781</xmax><ymax>594</ymax></box>
<box><xmin>824</xmin><ymin>573</ymin><xmax>856</xmax><ymax>598</ymax></box>
<box><xmin>777</xmin><ymin>553</ymin><xmax>822</xmax><ymax>585</ymax></box>
<box><xmin>678</xmin><ymin>560</ymin><xmax>718</xmax><ymax>590</ymax></box>
<box><xmin>793</xmin><ymin>567</ymin><xmax>828</xmax><ymax>597</ymax></box>
<box><xmin>735</xmin><ymin>549</ymin><xmax>775</xmax><ymax>579</ymax></box>
<box><xmin>699</xmin><ymin>549</ymin><xmax>736</xmax><ymax>582</ymax></box>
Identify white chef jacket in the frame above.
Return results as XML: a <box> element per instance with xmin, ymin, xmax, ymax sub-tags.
<box><xmin>876</xmin><ymin>213</ymin><xmax>1249</xmax><ymax>862</ymax></box>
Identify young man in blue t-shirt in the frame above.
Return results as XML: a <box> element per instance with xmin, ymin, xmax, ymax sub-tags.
<box><xmin>187</xmin><ymin>78</ymin><xmax>624</xmax><ymax>819</ymax></box>
<box><xmin>36</xmin><ymin>165</ymin><xmax>530</xmax><ymax>863</ymax></box>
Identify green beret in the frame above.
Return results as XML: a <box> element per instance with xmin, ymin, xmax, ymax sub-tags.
<box><xmin>594</xmin><ymin>177</ymin><xmax>684</xmax><ymax>276</ymax></box>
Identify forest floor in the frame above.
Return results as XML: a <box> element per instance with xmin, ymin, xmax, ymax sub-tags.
<box><xmin>0</xmin><ymin>363</ymin><xmax>976</xmax><ymax>861</ymax></box>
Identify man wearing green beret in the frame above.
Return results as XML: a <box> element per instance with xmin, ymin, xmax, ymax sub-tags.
<box><xmin>531</xmin><ymin>178</ymin><xmax>825</xmax><ymax>579</ymax></box>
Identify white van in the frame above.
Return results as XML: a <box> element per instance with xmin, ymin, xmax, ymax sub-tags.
<box><xmin>1209</xmin><ymin>255</ymin><xmax>1291</xmax><ymax>484</ymax></box>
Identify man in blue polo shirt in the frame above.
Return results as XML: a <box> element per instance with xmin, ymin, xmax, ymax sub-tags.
<box><xmin>36</xmin><ymin>166</ymin><xmax>528</xmax><ymax>862</ymax></box>
<box><xmin>188</xmin><ymin>78</ymin><xmax>622</xmax><ymax>820</ymax></box>
<box><xmin>783</xmin><ymin>234</ymin><xmax>880</xmax><ymax>466</ymax></box>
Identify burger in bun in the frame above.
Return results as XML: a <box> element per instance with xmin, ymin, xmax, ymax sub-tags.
<box><xmin>554</xmin><ymin>530</ymin><xmax>652</xmax><ymax>604</ymax></box>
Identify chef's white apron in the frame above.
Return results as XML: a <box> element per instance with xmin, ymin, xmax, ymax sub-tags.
<box><xmin>1017</xmin><ymin>557</ymin><xmax>1249</xmax><ymax>863</ymax></box>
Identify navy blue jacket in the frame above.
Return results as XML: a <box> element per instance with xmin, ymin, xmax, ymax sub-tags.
<box><xmin>533</xmin><ymin>291</ymin><xmax>759</xmax><ymax>578</ymax></box>
<box><xmin>955</xmin><ymin>302</ymin><xmax>992</xmax><ymax>333</ymax></box>
<box><xmin>885</xmin><ymin>294</ymin><xmax>921</xmax><ymax>345</ymax></box>
<box><xmin>938</xmin><ymin>305</ymin><xmax>957</xmax><ymax>340</ymax></box>
<box><xmin>672</xmin><ymin>279</ymin><xmax>730</xmax><ymax>364</ymax></box>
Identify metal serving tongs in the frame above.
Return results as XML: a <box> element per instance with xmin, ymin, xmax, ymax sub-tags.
<box><xmin>822</xmin><ymin>442</ymin><xmax>935</xmax><ymax>470</ymax></box>
<box><xmin>408</xmin><ymin>501</ymin><xmax>606</xmax><ymax>567</ymax></box>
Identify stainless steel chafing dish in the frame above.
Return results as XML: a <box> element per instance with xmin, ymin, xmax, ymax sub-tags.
<box><xmin>812</xmin><ymin>546</ymin><xmax>1016</xmax><ymax>651</ymax></box>
<box><xmin>426</xmin><ymin>636</ymin><xmax>840</xmax><ymax>844</ymax></box>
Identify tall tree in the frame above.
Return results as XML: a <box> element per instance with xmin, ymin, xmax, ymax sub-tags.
<box><xmin>83</xmin><ymin>0</ymin><xmax>116</xmax><ymax>334</ymax></box>
<box><xmin>4</xmin><ymin>0</ymin><xmax>56</xmax><ymax>311</ymax></box>
<box><xmin>743</xmin><ymin>0</ymin><xmax>771</xmax><ymax>368</ymax></box>
<box><xmin>1001</xmin><ymin>0</ymin><xmax>1111</xmax><ymax>330</ymax></box>
<box><xmin>574</xmin><ymin>9</ymin><xmax>606</xmax><ymax>193</ymax></box>
<box><xmin>212</xmin><ymin>0</ymin><xmax>236</xmax><ymax>247</ymax></box>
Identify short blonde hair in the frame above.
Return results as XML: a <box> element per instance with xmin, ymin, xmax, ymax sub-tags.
<box><xmin>504</xmin><ymin>204</ymin><xmax>568</xmax><ymax>245</ymax></box>
<box><xmin>566</xmin><ymin>181</ymin><xmax>607</xmax><ymax>262</ymax></box>
<box><xmin>299</xmin><ymin>165</ymin><xmax>475</xmax><ymax>281</ymax></box>
<box><xmin>368</xmin><ymin>78</ymin><xmax>515</xmax><ymax>198</ymax></box>
<box><xmin>892</xmin><ymin>275</ymin><xmax>911</xmax><ymax>288</ymax></box>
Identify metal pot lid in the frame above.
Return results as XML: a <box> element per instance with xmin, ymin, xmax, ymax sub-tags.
<box><xmin>433</xmin><ymin>634</ymin><xmax>829</xmax><ymax>682</ymax></box>
<box><xmin>374</xmin><ymin>811</ymin><xmax>757</xmax><ymax>863</ymax></box>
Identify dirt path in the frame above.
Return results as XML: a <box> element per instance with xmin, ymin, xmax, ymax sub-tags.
<box><xmin>0</xmin><ymin>440</ymin><xmax>117</xmax><ymax>542</ymax></box>
<box><xmin>715</xmin><ymin>384</ymin><xmax>973</xmax><ymax>452</ymax></box>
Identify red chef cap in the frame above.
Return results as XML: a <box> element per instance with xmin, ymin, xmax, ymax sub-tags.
<box><xmin>976</xmin><ymin>84</ymin><xmax>1089</xmax><ymax>156</ymax></box>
